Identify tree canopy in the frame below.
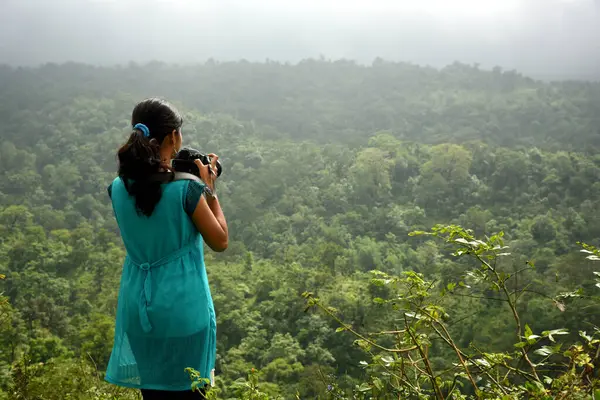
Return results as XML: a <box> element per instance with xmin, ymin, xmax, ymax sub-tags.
<box><xmin>1</xmin><ymin>60</ymin><xmax>600</xmax><ymax>399</ymax></box>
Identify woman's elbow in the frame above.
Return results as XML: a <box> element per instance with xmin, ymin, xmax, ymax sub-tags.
<box><xmin>210</xmin><ymin>239</ymin><xmax>228</xmax><ymax>253</ymax></box>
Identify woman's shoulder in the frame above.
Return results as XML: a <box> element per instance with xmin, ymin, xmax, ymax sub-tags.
<box><xmin>183</xmin><ymin>180</ymin><xmax>205</xmax><ymax>215</ymax></box>
<box><xmin>162</xmin><ymin>179</ymin><xmax>206</xmax><ymax>216</ymax></box>
<box><xmin>106</xmin><ymin>177</ymin><xmax>122</xmax><ymax>199</ymax></box>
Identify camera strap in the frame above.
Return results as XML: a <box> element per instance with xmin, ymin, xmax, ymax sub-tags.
<box><xmin>173</xmin><ymin>172</ymin><xmax>202</xmax><ymax>183</ymax></box>
<box><xmin>148</xmin><ymin>172</ymin><xmax>202</xmax><ymax>184</ymax></box>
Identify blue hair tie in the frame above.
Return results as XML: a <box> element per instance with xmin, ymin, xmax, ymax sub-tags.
<box><xmin>133</xmin><ymin>123</ymin><xmax>150</xmax><ymax>138</ymax></box>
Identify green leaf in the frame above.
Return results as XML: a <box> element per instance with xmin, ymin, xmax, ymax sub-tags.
<box><xmin>372</xmin><ymin>377</ymin><xmax>383</xmax><ymax>390</ymax></box>
<box><xmin>473</xmin><ymin>358</ymin><xmax>491</xmax><ymax>367</ymax></box>
<box><xmin>524</xmin><ymin>324</ymin><xmax>533</xmax><ymax>339</ymax></box>
<box><xmin>355</xmin><ymin>340</ymin><xmax>371</xmax><ymax>350</ymax></box>
<box><xmin>580</xmin><ymin>331</ymin><xmax>593</xmax><ymax>342</ymax></box>
<box><xmin>564</xmin><ymin>350</ymin><xmax>575</xmax><ymax>358</ymax></box>
<box><xmin>534</xmin><ymin>346</ymin><xmax>554</xmax><ymax>356</ymax></box>
<box><xmin>524</xmin><ymin>380</ymin><xmax>546</xmax><ymax>393</ymax></box>
<box><xmin>405</xmin><ymin>312</ymin><xmax>423</xmax><ymax>320</ymax></box>
<box><xmin>556</xmin><ymin>289</ymin><xmax>583</xmax><ymax>299</ymax></box>
<box><xmin>357</xmin><ymin>383</ymin><xmax>371</xmax><ymax>392</ymax></box>
<box><xmin>380</xmin><ymin>356</ymin><xmax>394</xmax><ymax>365</ymax></box>
<box><xmin>527</xmin><ymin>335</ymin><xmax>541</xmax><ymax>345</ymax></box>
<box><xmin>336</xmin><ymin>327</ymin><xmax>347</xmax><ymax>333</ymax></box>
<box><xmin>542</xmin><ymin>328</ymin><xmax>569</xmax><ymax>342</ymax></box>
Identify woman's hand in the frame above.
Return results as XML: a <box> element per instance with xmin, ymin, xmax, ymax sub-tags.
<box><xmin>194</xmin><ymin>154</ymin><xmax>219</xmax><ymax>192</ymax></box>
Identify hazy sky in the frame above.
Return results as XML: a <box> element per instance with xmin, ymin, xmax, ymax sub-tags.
<box><xmin>0</xmin><ymin>0</ymin><xmax>599</xmax><ymax>79</ymax></box>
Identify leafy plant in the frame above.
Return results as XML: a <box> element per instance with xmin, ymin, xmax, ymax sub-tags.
<box><xmin>305</xmin><ymin>225</ymin><xmax>600</xmax><ymax>399</ymax></box>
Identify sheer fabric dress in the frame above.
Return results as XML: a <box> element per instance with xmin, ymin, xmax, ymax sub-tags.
<box><xmin>105</xmin><ymin>177</ymin><xmax>216</xmax><ymax>391</ymax></box>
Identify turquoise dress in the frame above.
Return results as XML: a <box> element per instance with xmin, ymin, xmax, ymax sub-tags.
<box><xmin>105</xmin><ymin>177</ymin><xmax>216</xmax><ymax>391</ymax></box>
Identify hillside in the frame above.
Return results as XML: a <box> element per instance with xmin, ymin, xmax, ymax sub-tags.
<box><xmin>1</xmin><ymin>61</ymin><xmax>600</xmax><ymax>399</ymax></box>
<box><xmin>1</xmin><ymin>60</ymin><xmax>599</xmax><ymax>149</ymax></box>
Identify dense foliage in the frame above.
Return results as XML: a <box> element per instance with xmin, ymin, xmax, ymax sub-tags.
<box><xmin>1</xmin><ymin>60</ymin><xmax>600</xmax><ymax>399</ymax></box>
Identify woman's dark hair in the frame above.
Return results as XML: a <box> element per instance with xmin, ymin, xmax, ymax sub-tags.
<box><xmin>117</xmin><ymin>98</ymin><xmax>183</xmax><ymax>216</ymax></box>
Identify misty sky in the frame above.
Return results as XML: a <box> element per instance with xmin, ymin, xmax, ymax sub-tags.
<box><xmin>1</xmin><ymin>0</ymin><xmax>599</xmax><ymax>79</ymax></box>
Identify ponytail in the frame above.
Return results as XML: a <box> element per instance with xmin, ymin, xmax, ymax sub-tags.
<box><xmin>117</xmin><ymin>129</ymin><xmax>171</xmax><ymax>216</ymax></box>
<box><xmin>116</xmin><ymin>98</ymin><xmax>183</xmax><ymax>216</ymax></box>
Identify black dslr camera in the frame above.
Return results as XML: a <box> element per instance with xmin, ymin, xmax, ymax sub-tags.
<box><xmin>172</xmin><ymin>147</ymin><xmax>223</xmax><ymax>178</ymax></box>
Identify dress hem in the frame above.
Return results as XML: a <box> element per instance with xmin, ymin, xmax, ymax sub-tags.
<box><xmin>105</xmin><ymin>374</ymin><xmax>195</xmax><ymax>391</ymax></box>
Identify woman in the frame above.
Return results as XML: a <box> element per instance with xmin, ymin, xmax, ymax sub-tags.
<box><xmin>105</xmin><ymin>98</ymin><xmax>228</xmax><ymax>399</ymax></box>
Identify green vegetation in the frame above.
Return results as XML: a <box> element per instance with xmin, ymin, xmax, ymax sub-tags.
<box><xmin>1</xmin><ymin>60</ymin><xmax>600</xmax><ymax>399</ymax></box>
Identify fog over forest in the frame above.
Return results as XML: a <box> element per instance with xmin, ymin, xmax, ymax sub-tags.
<box><xmin>1</xmin><ymin>0</ymin><xmax>598</xmax><ymax>80</ymax></box>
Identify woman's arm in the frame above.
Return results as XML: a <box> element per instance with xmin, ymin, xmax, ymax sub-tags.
<box><xmin>191</xmin><ymin>194</ymin><xmax>228</xmax><ymax>252</ymax></box>
<box><xmin>191</xmin><ymin>154</ymin><xmax>228</xmax><ymax>252</ymax></box>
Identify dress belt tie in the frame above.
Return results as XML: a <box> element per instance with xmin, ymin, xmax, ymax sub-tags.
<box><xmin>127</xmin><ymin>242</ymin><xmax>197</xmax><ymax>333</ymax></box>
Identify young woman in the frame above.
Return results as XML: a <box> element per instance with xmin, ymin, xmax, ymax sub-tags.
<box><xmin>105</xmin><ymin>98</ymin><xmax>227</xmax><ymax>399</ymax></box>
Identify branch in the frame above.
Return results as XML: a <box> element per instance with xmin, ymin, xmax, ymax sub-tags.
<box><xmin>312</xmin><ymin>298</ymin><xmax>417</xmax><ymax>354</ymax></box>
<box><xmin>370</xmin><ymin>329</ymin><xmax>407</xmax><ymax>336</ymax></box>
<box><xmin>420</xmin><ymin>309</ymin><xmax>479</xmax><ymax>394</ymax></box>
<box><xmin>448</xmin><ymin>292</ymin><xmax>506</xmax><ymax>302</ymax></box>
<box><xmin>366</xmin><ymin>348</ymin><xmax>421</xmax><ymax>396</ymax></box>
<box><xmin>474</xmin><ymin>252</ymin><xmax>541</xmax><ymax>382</ymax></box>
<box><xmin>404</xmin><ymin>313</ymin><xmax>445</xmax><ymax>400</ymax></box>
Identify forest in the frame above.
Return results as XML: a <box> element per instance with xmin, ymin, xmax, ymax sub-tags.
<box><xmin>1</xmin><ymin>60</ymin><xmax>600</xmax><ymax>399</ymax></box>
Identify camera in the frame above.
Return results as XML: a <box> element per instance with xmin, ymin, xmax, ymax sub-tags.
<box><xmin>172</xmin><ymin>147</ymin><xmax>223</xmax><ymax>178</ymax></box>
